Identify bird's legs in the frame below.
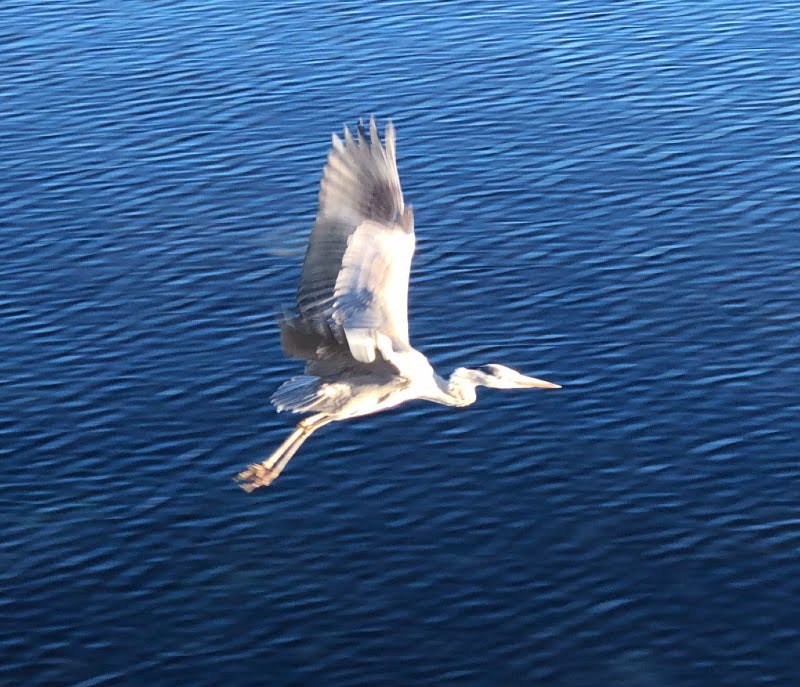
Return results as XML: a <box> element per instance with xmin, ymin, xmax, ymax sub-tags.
<box><xmin>235</xmin><ymin>413</ymin><xmax>333</xmax><ymax>492</ymax></box>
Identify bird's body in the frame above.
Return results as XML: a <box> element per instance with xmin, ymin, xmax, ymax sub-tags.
<box><xmin>236</xmin><ymin>118</ymin><xmax>559</xmax><ymax>491</ymax></box>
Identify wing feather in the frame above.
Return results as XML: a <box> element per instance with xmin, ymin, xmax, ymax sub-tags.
<box><xmin>285</xmin><ymin>117</ymin><xmax>416</xmax><ymax>366</ymax></box>
<box><xmin>334</xmin><ymin>219</ymin><xmax>415</xmax><ymax>363</ymax></box>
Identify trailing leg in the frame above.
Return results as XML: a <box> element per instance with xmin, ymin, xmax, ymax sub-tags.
<box><xmin>235</xmin><ymin>413</ymin><xmax>332</xmax><ymax>491</ymax></box>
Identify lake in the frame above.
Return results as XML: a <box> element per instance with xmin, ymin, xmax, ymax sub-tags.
<box><xmin>2</xmin><ymin>1</ymin><xmax>799</xmax><ymax>685</ymax></box>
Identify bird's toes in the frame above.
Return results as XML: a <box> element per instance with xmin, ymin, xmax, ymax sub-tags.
<box><xmin>234</xmin><ymin>463</ymin><xmax>278</xmax><ymax>492</ymax></box>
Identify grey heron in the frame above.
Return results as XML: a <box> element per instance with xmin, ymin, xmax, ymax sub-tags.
<box><xmin>236</xmin><ymin>118</ymin><xmax>560</xmax><ymax>491</ymax></box>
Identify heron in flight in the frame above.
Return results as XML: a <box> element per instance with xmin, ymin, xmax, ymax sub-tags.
<box><xmin>236</xmin><ymin>118</ymin><xmax>560</xmax><ymax>491</ymax></box>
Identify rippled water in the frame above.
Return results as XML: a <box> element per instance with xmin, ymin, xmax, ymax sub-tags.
<box><xmin>2</xmin><ymin>1</ymin><xmax>799</xmax><ymax>685</ymax></box>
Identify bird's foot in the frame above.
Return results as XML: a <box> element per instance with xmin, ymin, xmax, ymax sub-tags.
<box><xmin>234</xmin><ymin>463</ymin><xmax>280</xmax><ymax>492</ymax></box>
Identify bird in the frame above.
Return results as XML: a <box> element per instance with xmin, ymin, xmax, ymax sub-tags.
<box><xmin>235</xmin><ymin>117</ymin><xmax>560</xmax><ymax>491</ymax></box>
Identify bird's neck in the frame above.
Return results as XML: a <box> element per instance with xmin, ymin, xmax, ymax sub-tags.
<box><xmin>434</xmin><ymin>367</ymin><xmax>489</xmax><ymax>407</ymax></box>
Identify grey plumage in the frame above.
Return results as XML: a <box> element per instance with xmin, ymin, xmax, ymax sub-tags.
<box><xmin>235</xmin><ymin>118</ymin><xmax>560</xmax><ymax>491</ymax></box>
<box><xmin>287</xmin><ymin>117</ymin><xmax>414</xmax><ymax>367</ymax></box>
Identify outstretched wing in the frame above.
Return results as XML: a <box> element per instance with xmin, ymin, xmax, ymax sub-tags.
<box><xmin>283</xmin><ymin>117</ymin><xmax>415</xmax><ymax>366</ymax></box>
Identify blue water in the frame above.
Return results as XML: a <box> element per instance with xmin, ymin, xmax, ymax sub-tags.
<box><xmin>2</xmin><ymin>1</ymin><xmax>799</xmax><ymax>685</ymax></box>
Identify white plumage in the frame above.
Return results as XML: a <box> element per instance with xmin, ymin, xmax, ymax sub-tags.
<box><xmin>236</xmin><ymin>118</ymin><xmax>560</xmax><ymax>491</ymax></box>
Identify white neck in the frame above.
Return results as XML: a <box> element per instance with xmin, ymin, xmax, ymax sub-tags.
<box><xmin>430</xmin><ymin>367</ymin><xmax>491</xmax><ymax>407</ymax></box>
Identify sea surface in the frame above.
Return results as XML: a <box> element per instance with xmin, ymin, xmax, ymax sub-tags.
<box><xmin>2</xmin><ymin>1</ymin><xmax>799</xmax><ymax>685</ymax></box>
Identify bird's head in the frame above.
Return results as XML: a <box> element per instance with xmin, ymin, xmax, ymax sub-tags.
<box><xmin>474</xmin><ymin>364</ymin><xmax>561</xmax><ymax>390</ymax></box>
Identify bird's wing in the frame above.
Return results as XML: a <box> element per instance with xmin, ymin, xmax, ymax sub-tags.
<box><xmin>286</xmin><ymin>117</ymin><xmax>416</xmax><ymax>365</ymax></box>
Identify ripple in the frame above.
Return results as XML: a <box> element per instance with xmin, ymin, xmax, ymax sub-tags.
<box><xmin>2</xmin><ymin>0</ymin><xmax>800</xmax><ymax>685</ymax></box>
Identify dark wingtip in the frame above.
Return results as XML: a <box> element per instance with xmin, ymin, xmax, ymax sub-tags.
<box><xmin>279</xmin><ymin>314</ymin><xmax>319</xmax><ymax>360</ymax></box>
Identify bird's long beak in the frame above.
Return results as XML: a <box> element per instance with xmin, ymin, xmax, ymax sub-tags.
<box><xmin>518</xmin><ymin>374</ymin><xmax>561</xmax><ymax>389</ymax></box>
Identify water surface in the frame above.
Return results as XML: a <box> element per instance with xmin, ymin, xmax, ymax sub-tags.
<box><xmin>2</xmin><ymin>1</ymin><xmax>799</xmax><ymax>685</ymax></box>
